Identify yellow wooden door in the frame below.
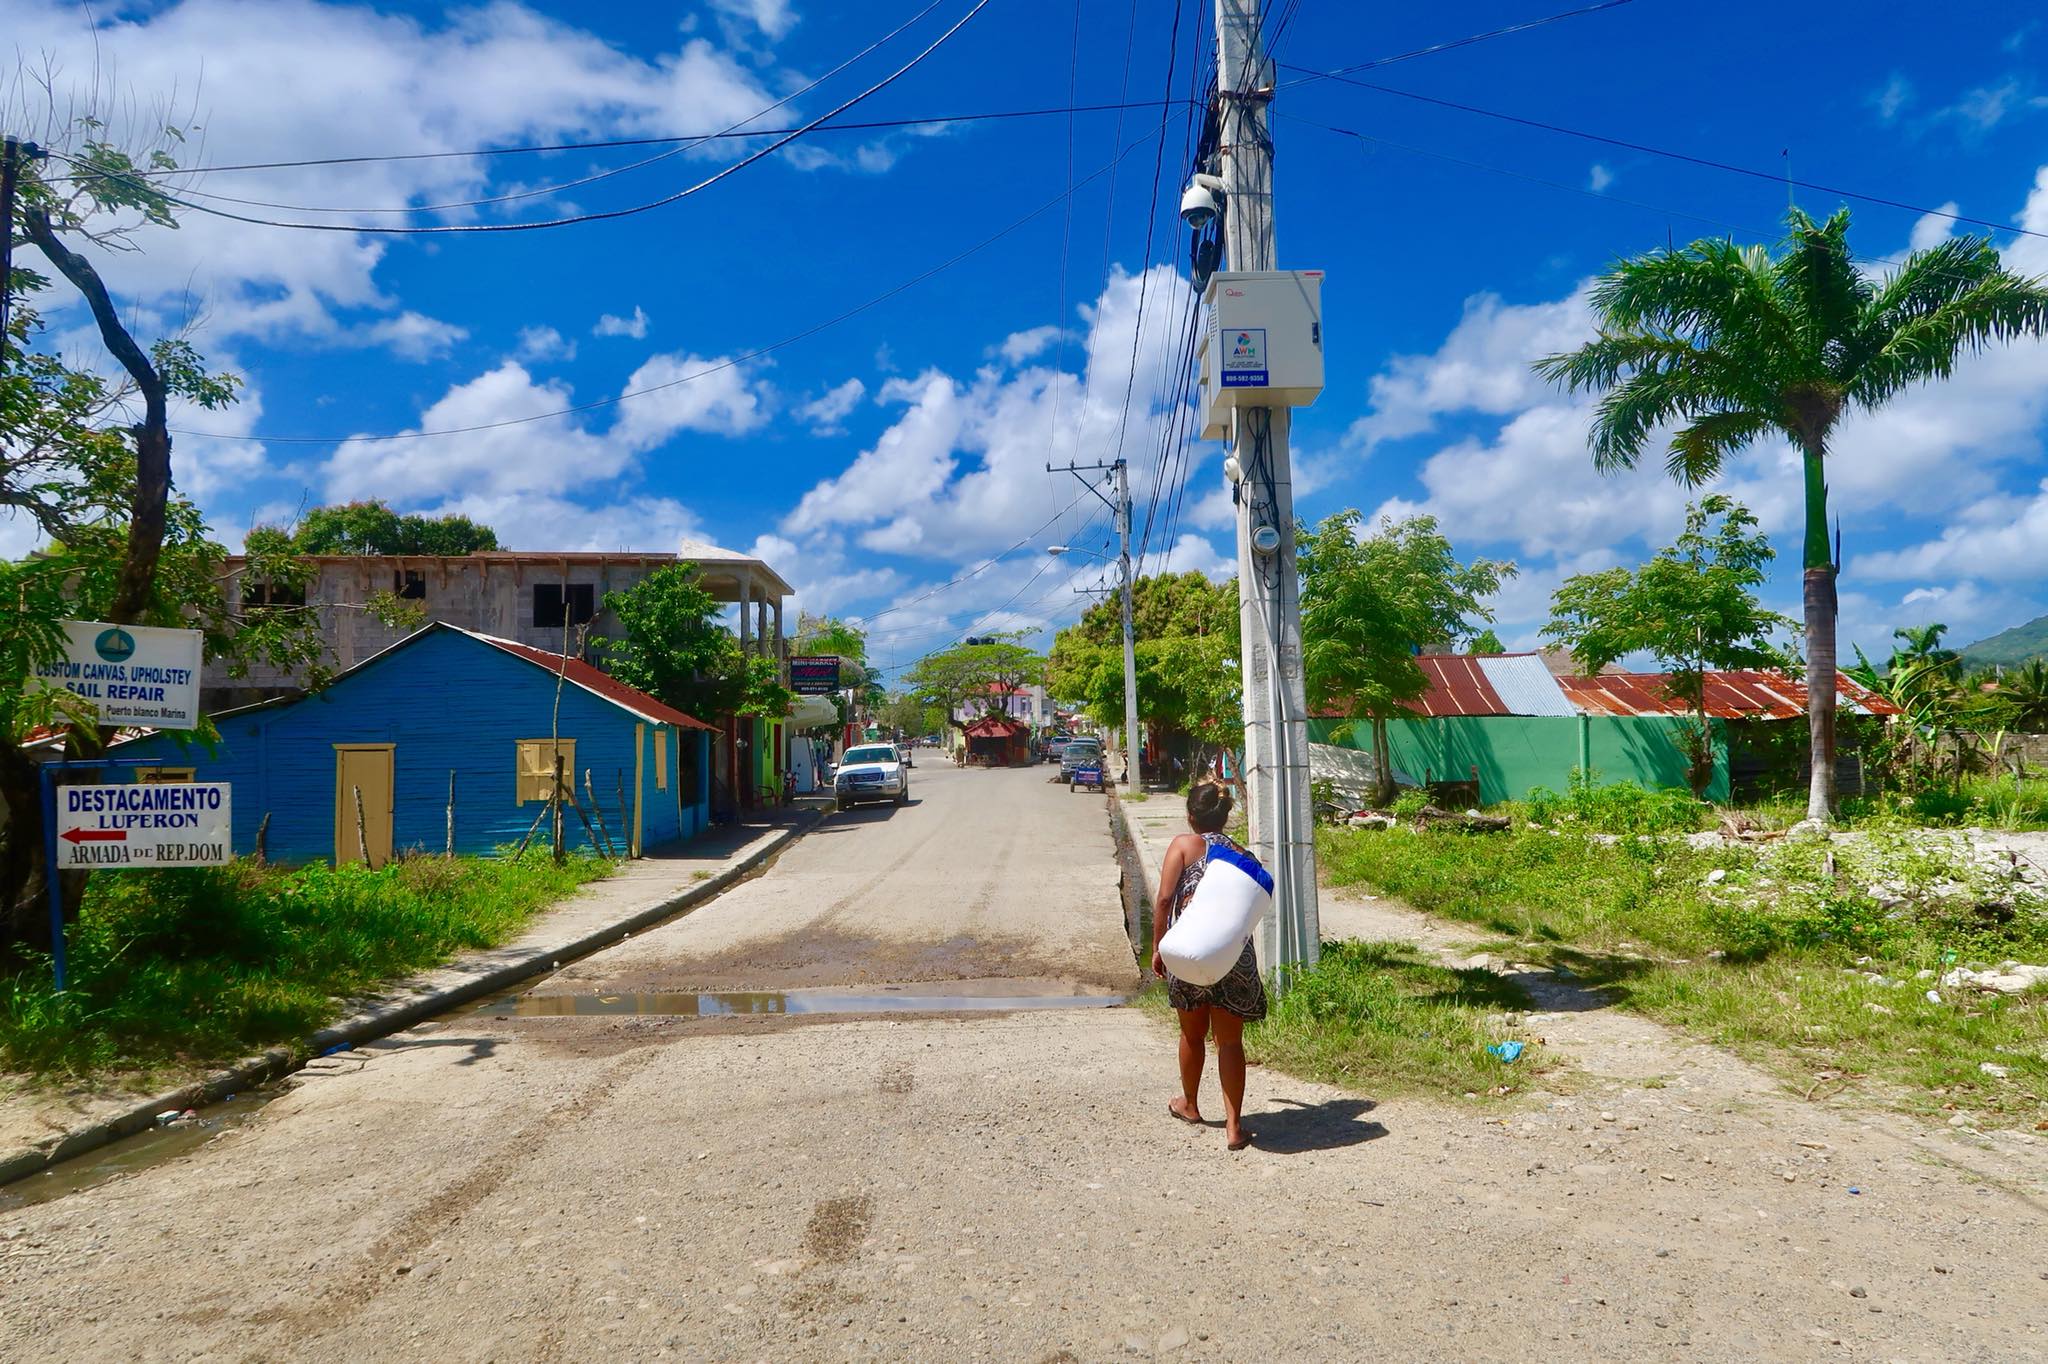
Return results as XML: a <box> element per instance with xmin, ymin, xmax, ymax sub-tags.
<box><xmin>334</xmin><ymin>745</ymin><xmax>395</xmax><ymax>868</ymax></box>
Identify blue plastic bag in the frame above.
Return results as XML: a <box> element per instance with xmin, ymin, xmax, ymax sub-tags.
<box><xmin>1487</xmin><ymin>1040</ymin><xmax>1525</xmax><ymax>1063</ymax></box>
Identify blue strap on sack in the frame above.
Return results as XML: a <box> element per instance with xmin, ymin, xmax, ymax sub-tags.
<box><xmin>1204</xmin><ymin>841</ymin><xmax>1274</xmax><ymax>895</ymax></box>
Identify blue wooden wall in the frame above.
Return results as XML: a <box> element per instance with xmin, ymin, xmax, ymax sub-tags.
<box><xmin>116</xmin><ymin>627</ymin><xmax>713</xmax><ymax>864</ymax></box>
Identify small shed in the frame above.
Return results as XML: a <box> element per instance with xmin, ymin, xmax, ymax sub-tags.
<box><xmin>112</xmin><ymin>623</ymin><xmax>717</xmax><ymax>866</ymax></box>
<box><xmin>962</xmin><ymin>714</ymin><xmax>1030</xmax><ymax>767</ymax></box>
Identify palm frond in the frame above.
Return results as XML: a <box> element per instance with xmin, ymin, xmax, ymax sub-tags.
<box><xmin>1664</xmin><ymin>408</ymin><xmax>1775</xmax><ymax>486</ymax></box>
<box><xmin>1847</xmin><ymin>268</ymin><xmax>2048</xmax><ymax>409</ymax></box>
<box><xmin>1777</xmin><ymin>208</ymin><xmax>1872</xmax><ymax>377</ymax></box>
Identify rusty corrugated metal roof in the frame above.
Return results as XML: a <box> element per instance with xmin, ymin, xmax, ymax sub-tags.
<box><xmin>462</xmin><ymin>629</ymin><xmax>721</xmax><ymax>732</ymax></box>
<box><xmin>1405</xmin><ymin>654</ymin><xmax>1511</xmax><ymax>717</ymax></box>
<box><xmin>1558</xmin><ymin>670</ymin><xmax>1902</xmax><ymax>719</ymax></box>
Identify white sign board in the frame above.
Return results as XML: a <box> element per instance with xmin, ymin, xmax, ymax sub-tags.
<box><xmin>33</xmin><ymin>621</ymin><xmax>203</xmax><ymax>729</ymax></box>
<box><xmin>55</xmin><ymin>783</ymin><xmax>233</xmax><ymax>869</ymax></box>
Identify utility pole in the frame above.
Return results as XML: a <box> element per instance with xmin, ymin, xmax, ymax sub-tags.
<box><xmin>1050</xmin><ymin>460</ymin><xmax>1143</xmax><ymax>793</ymax></box>
<box><xmin>1214</xmin><ymin>0</ymin><xmax>1320</xmax><ymax>976</ymax></box>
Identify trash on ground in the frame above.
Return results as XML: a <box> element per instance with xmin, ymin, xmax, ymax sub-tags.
<box><xmin>1488</xmin><ymin>1040</ymin><xmax>1526</xmax><ymax>1063</ymax></box>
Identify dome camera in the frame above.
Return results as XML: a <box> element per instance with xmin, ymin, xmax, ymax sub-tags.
<box><xmin>1179</xmin><ymin>174</ymin><xmax>1226</xmax><ymax>230</ymax></box>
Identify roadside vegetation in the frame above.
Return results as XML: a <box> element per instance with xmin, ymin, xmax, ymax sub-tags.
<box><xmin>0</xmin><ymin>853</ymin><xmax>612</xmax><ymax>1079</ymax></box>
<box><xmin>1320</xmin><ymin>803</ymin><xmax>2048</xmax><ymax>1126</ymax></box>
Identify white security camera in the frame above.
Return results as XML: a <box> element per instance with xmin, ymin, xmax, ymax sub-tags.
<box><xmin>1222</xmin><ymin>454</ymin><xmax>1245</xmax><ymax>484</ymax></box>
<box><xmin>1179</xmin><ymin>174</ymin><xmax>1226</xmax><ymax>230</ymax></box>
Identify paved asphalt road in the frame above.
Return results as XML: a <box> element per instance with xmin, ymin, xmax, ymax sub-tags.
<box><xmin>1</xmin><ymin>759</ymin><xmax>2042</xmax><ymax>1362</ymax></box>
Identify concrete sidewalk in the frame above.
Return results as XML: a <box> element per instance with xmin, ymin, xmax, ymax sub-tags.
<box><xmin>0</xmin><ymin>805</ymin><xmax>824</xmax><ymax>1185</ymax></box>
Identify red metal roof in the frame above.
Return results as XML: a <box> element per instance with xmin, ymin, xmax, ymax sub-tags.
<box><xmin>463</xmin><ymin>630</ymin><xmax>720</xmax><ymax>731</ymax></box>
<box><xmin>1558</xmin><ymin>670</ymin><xmax>1902</xmax><ymax>719</ymax></box>
<box><xmin>962</xmin><ymin>715</ymin><xmax>1027</xmax><ymax>737</ymax></box>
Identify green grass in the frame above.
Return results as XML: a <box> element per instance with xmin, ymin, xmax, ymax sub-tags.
<box><xmin>0</xmin><ymin>853</ymin><xmax>613</xmax><ymax>1080</ymax></box>
<box><xmin>1732</xmin><ymin>774</ymin><xmax>2048</xmax><ymax>832</ymax></box>
<box><xmin>1320</xmin><ymin>824</ymin><xmax>2048</xmax><ymax>1125</ymax></box>
<box><xmin>1248</xmin><ymin>941</ymin><xmax>1561</xmax><ymax>1099</ymax></box>
<box><xmin>1139</xmin><ymin>943</ymin><xmax>1564</xmax><ymax>1101</ymax></box>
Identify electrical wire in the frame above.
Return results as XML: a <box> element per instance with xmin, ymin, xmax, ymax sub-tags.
<box><xmin>169</xmin><ymin>119</ymin><xmax>1170</xmax><ymax>445</ymax></box>
<box><xmin>51</xmin><ymin>0</ymin><xmax>999</xmax><ymax>236</ymax></box>
<box><xmin>110</xmin><ymin>0</ymin><xmax>952</xmax><ymax>217</ymax></box>
<box><xmin>1275</xmin><ymin>0</ymin><xmax>1637</xmax><ymax>89</ymax></box>
<box><xmin>1282</xmin><ymin>63</ymin><xmax>2048</xmax><ymax>242</ymax></box>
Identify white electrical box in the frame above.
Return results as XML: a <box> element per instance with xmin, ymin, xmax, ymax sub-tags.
<box><xmin>1195</xmin><ymin>269</ymin><xmax>1325</xmax><ymax>440</ymax></box>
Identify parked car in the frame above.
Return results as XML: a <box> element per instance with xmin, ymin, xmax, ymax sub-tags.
<box><xmin>834</xmin><ymin>742</ymin><xmax>910</xmax><ymax>810</ymax></box>
<box><xmin>1059</xmin><ymin>737</ymin><xmax>1104</xmax><ymax>781</ymax></box>
<box><xmin>896</xmin><ymin>742</ymin><xmax>914</xmax><ymax>769</ymax></box>
<box><xmin>1041</xmin><ymin>736</ymin><xmax>1068</xmax><ymax>765</ymax></box>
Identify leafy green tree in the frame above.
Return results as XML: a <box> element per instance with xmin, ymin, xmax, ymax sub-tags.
<box><xmin>599</xmin><ymin>566</ymin><xmax>790</xmax><ymax>722</ymax></box>
<box><xmin>1</xmin><ymin>122</ymin><xmax>333</xmax><ymax>953</ymax></box>
<box><xmin>1298</xmin><ymin>513</ymin><xmax>1515</xmax><ymax>805</ymax></box>
<box><xmin>1465</xmin><ymin>629</ymin><xmax>1505</xmax><ymax>655</ymax></box>
<box><xmin>1536</xmin><ymin>208</ymin><xmax>2048</xmax><ymax>821</ymax></box>
<box><xmin>248</xmin><ymin>500</ymin><xmax>499</xmax><ymax>556</ymax></box>
<box><xmin>1048</xmin><ymin>573</ymin><xmax>1242</xmax><ymax>773</ymax></box>
<box><xmin>904</xmin><ymin>634</ymin><xmax>1044</xmax><ymax>741</ymax></box>
<box><xmin>1992</xmin><ymin>660</ymin><xmax>2048</xmax><ymax>732</ymax></box>
<box><xmin>1887</xmin><ymin>623</ymin><xmax>1960</xmax><ymax>680</ymax></box>
<box><xmin>1544</xmin><ymin>496</ymin><xmax>1795</xmax><ymax>795</ymax></box>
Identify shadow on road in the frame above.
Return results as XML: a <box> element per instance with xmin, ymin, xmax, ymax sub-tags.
<box><xmin>368</xmin><ymin>1035</ymin><xmax>501</xmax><ymax>1066</ymax></box>
<box><xmin>1250</xmin><ymin>1096</ymin><xmax>1389</xmax><ymax>1154</ymax></box>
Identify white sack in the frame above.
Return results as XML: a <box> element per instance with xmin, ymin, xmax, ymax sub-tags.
<box><xmin>1159</xmin><ymin>843</ymin><xmax>1273</xmax><ymax>986</ymax></box>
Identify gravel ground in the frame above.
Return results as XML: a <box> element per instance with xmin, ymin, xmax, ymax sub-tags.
<box><xmin>0</xmin><ymin>761</ymin><xmax>2042</xmax><ymax>1362</ymax></box>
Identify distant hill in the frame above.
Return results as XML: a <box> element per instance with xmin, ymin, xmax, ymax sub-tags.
<box><xmin>1960</xmin><ymin>614</ymin><xmax>2048</xmax><ymax>670</ymax></box>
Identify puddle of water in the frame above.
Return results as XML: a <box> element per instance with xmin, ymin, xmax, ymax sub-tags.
<box><xmin>0</xmin><ymin>1087</ymin><xmax>282</xmax><ymax>1213</ymax></box>
<box><xmin>485</xmin><ymin>989</ymin><xmax>1129</xmax><ymax>1018</ymax></box>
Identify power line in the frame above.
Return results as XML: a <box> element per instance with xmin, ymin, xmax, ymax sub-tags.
<box><xmin>43</xmin><ymin>99</ymin><xmax>1196</xmax><ymax>184</ymax></box>
<box><xmin>1282</xmin><ymin>64</ymin><xmax>2048</xmax><ymax>243</ymax></box>
<box><xmin>170</xmin><ymin>120</ymin><xmax>1170</xmax><ymax>445</ymax></box>
<box><xmin>1276</xmin><ymin>0</ymin><xmax>1637</xmax><ymax>88</ymax></box>
<box><xmin>52</xmin><ymin>0</ymin><xmax>998</xmax><ymax>237</ymax></box>
<box><xmin>105</xmin><ymin>0</ymin><xmax>952</xmax><ymax>218</ymax></box>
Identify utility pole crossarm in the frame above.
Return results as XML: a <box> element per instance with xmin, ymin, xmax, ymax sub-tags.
<box><xmin>1050</xmin><ymin>460</ymin><xmax>1142</xmax><ymax>792</ymax></box>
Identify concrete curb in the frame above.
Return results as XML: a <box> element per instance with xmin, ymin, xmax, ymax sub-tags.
<box><xmin>0</xmin><ymin>810</ymin><xmax>824</xmax><ymax>1190</ymax></box>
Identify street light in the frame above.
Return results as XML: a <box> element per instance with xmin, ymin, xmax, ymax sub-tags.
<box><xmin>1047</xmin><ymin>544</ymin><xmax>1143</xmax><ymax>793</ymax></box>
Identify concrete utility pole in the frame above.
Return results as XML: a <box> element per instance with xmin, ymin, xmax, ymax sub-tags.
<box><xmin>1214</xmin><ymin>0</ymin><xmax>1320</xmax><ymax>974</ymax></box>
<box><xmin>1115</xmin><ymin>458</ymin><xmax>1143</xmax><ymax>793</ymax></box>
<box><xmin>1050</xmin><ymin>460</ymin><xmax>1143</xmax><ymax>793</ymax></box>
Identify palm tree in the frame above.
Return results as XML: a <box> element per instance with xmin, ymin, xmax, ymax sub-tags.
<box><xmin>1994</xmin><ymin>659</ymin><xmax>2048</xmax><ymax>733</ymax></box>
<box><xmin>1536</xmin><ymin>209</ymin><xmax>2048</xmax><ymax>821</ymax></box>
<box><xmin>1889</xmin><ymin>622</ymin><xmax>1960</xmax><ymax>678</ymax></box>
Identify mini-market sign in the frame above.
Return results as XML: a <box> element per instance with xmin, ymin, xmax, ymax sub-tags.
<box><xmin>54</xmin><ymin>782</ymin><xmax>233</xmax><ymax>869</ymax></box>
<box><xmin>33</xmin><ymin>620</ymin><xmax>202</xmax><ymax>729</ymax></box>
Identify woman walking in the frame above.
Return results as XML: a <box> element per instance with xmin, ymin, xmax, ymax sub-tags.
<box><xmin>1152</xmin><ymin>782</ymin><xmax>1266</xmax><ymax>1150</ymax></box>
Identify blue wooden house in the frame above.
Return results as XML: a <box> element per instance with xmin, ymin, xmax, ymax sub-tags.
<box><xmin>113</xmin><ymin>623</ymin><xmax>715</xmax><ymax>866</ymax></box>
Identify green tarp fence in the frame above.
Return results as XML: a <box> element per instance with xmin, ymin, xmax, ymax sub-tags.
<box><xmin>1308</xmin><ymin>714</ymin><xmax>1730</xmax><ymax>806</ymax></box>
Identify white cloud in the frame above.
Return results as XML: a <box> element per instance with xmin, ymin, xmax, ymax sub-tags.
<box><xmin>1872</xmin><ymin>73</ymin><xmax>1914</xmax><ymax>124</ymax></box>
<box><xmin>515</xmin><ymin>326</ymin><xmax>576</xmax><ymax>363</ymax></box>
<box><xmin>322</xmin><ymin>362</ymin><xmax>632</xmax><ymax>504</ymax></box>
<box><xmin>354</xmin><ymin>311</ymin><xmax>467</xmax><ymax>362</ymax></box>
<box><xmin>711</xmin><ymin>0</ymin><xmax>798</xmax><ymax>40</ymax></box>
<box><xmin>1907</xmin><ymin>203</ymin><xmax>1959</xmax><ymax>253</ymax></box>
<box><xmin>610</xmin><ymin>352</ymin><xmax>773</xmax><ymax>447</ymax></box>
<box><xmin>418</xmin><ymin>491</ymin><xmax>698</xmax><ymax>553</ymax></box>
<box><xmin>593</xmin><ymin>307</ymin><xmax>651</xmax><ymax>340</ymax></box>
<box><xmin>795</xmin><ymin>377</ymin><xmax>866</xmax><ymax>434</ymax></box>
<box><xmin>781</xmin><ymin>266</ymin><xmax>1199</xmax><ymax>566</ymax></box>
<box><xmin>1151</xmin><ymin>533</ymin><xmax>1233</xmax><ymax>581</ymax></box>
<box><xmin>1345</xmin><ymin>286</ymin><xmax>1594</xmax><ymax>450</ymax></box>
<box><xmin>1943</xmin><ymin>78</ymin><xmax>2028</xmax><ymax>132</ymax></box>
<box><xmin>1587</xmin><ymin>164</ymin><xmax>1614</xmax><ymax>193</ymax></box>
<box><xmin>998</xmin><ymin>325</ymin><xmax>1062</xmax><ymax>365</ymax></box>
<box><xmin>0</xmin><ymin>0</ymin><xmax>831</xmax><ymax>347</ymax></box>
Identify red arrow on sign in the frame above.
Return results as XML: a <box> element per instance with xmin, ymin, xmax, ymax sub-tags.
<box><xmin>61</xmin><ymin>828</ymin><xmax>127</xmax><ymax>845</ymax></box>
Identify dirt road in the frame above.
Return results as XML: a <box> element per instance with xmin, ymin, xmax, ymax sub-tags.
<box><xmin>1</xmin><ymin>763</ymin><xmax>2043</xmax><ymax>1361</ymax></box>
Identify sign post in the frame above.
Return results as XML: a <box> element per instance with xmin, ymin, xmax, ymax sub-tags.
<box><xmin>37</xmin><ymin>760</ymin><xmax>232</xmax><ymax>991</ymax></box>
<box><xmin>789</xmin><ymin>656</ymin><xmax>843</xmax><ymax>696</ymax></box>
<box><xmin>32</xmin><ymin>620</ymin><xmax>202</xmax><ymax>729</ymax></box>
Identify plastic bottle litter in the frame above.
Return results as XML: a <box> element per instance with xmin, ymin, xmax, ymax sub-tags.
<box><xmin>1488</xmin><ymin>1040</ymin><xmax>1526</xmax><ymax>1063</ymax></box>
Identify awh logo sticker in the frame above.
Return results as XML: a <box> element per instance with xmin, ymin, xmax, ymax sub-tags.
<box><xmin>1221</xmin><ymin>327</ymin><xmax>1268</xmax><ymax>387</ymax></box>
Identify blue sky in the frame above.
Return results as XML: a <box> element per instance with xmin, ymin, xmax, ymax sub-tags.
<box><xmin>7</xmin><ymin>0</ymin><xmax>2048</xmax><ymax>678</ymax></box>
